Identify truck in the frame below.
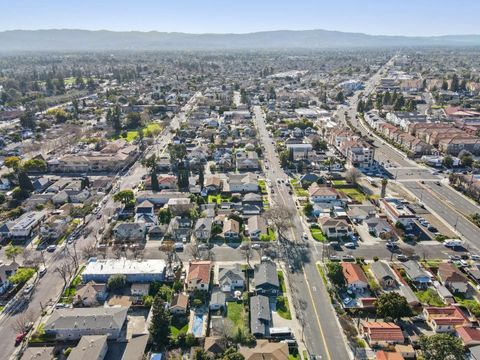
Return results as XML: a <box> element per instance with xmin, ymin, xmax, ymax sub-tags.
<box><xmin>444</xmin><ymin>239</ymin><xmax>463</xmax><ymax>248</ymax></box>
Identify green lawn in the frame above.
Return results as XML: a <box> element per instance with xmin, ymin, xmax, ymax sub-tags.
<box><xmin>338</xmin><ymin>188</ymin><xmax>366</xmax><ymax>202</ymax></box>
<box><xmin>277</xmin><ymin>295</ymin><xmax>292</xmax><ymax>319</ymax></box>
<box><xmin>332</xmin><ymin>180</ymin><xmax>347</xmax><ymax>185</ymax></box>
<box><xmin>207</xmin><ymin>195</ymin><xmax>231</xmax><ymax>204</ymax></box>
<box><xmin>310</xmin><ymin>228</ymin><xmax>326</xmax><ymax>242</ymax></box>
<box><xmin>277</xmin><ymin>271</ymin><xmax>287</xmax><ymax>293</ymax></box>
<box><xmin>170</xmin><ymin>323</ymin><xmax>188</xmax><ymax>336</ymax></box>
<box><xmin>416</xmin><ymin>288</ymin><xmax>445</xmax><ymax>307</ymax></box>
<box><xmin>290</xmin><ymin>179</ymin><xmax>308</xmax><ymax>196</ymax></box>
<box><xmin>227</xmin><ymin>302</ymin><xmax>246</xmax><ymax>330</ymax></box>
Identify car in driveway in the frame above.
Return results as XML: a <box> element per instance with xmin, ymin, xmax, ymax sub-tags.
<box><xmin>251</xmin><ymin>243</ymin><xmax>262</xmax><ymax>250</ymax></box>
<box><xmin>343</xmin><ymin>297</ymin><xmax>352</xmax><ymax>306</ymax></box>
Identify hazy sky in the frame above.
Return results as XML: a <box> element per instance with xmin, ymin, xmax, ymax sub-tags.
<box><xmin>1</xmin><ymin>0</ymin><xmax>479</xmax><ymax>36</ymax></box>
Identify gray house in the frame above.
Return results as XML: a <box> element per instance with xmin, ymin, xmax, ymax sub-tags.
<box><xmin>218</xmin><ymin>264</ymin><xmax>245</xmax><ymax>292</ymax></box>
<box><xmin>250</xmin><ymin>295</ymin><xmax>271</xmax><ymax>338</ymax></box>
<box><xmin>402</xmin><ymin>260</ymin><xmax>431</xmax><ymax>289</ymax></box>
<box><xmin>194</xmin><ymin>217</ymin><xmax>213</xmax><ymax>241</ymax></box>
<box><xmin>370</xmin><ymin>261</ymin><xmax>397</xmax><ymax>289</ymax></box>
<box><xmin>254</xmin><ymin>262</ymin><xmax>279</xmax><ymax>296</ymax></box>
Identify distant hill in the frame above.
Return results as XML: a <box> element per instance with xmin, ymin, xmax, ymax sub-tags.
<box><xmin>1</xmin><ymin>29</ymin><xmax>480</xmax><ymax>52</ymax></box>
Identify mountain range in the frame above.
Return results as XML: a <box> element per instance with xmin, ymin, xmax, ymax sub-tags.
<box><xmin>1</xmin><ymin>29</ymin><xmax>480</xmax><ymax>52</ymax></box>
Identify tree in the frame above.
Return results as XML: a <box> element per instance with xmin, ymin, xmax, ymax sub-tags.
<box><xmin>450</xmin><ymin>74</ymin><xmax>460</xmax><ymax>92</ymax></box>
<box><xmin>107</xmin><ymin>274</ymin><xmax>127</xmax><ymax>290</ymax></box>
<box><xmin>326</xmin><ymin>262</ymin><xmax>345</xmax><ymax>287</ymax></box>
<box><xmin>157</xmin><ymin>284</ymin><xmax>173</xmax><ymax>302</ymax></box>
<box><xmin>158</xmin><ymin>208</ymin><xmax>172</xmax><ymax>224</ymax></box>
<box><xmin>303</xmin><ymin>203</ymin><xmax>313</xmax><ymax>216</ymax></box>
<box><xmin>461</xmin><ymin>154</ymin><xmax>473</xmax><ymax>168</ymax></box>
<box><xmin>150</xmin><ymin>171</ymin><xmax>160</xmax><ymax>191</ymax></box>
<box><xmin>149</xmin><ymin>295</ymin><xmax>172</xmax><ymax>350</ymax></box>
<box><xmin>375</xmin><ymin>292</ymin><xmax>411</xmax><ymax>321</ymax></box>
<box><xmin>419</xmin><ymin>333</ymin><xmax>464</xmax><ymax>360</ymax></box>
<box><xmin>311</xmin><ymin>136</ymin><xmax>328</xmax><ymax>151</ymax></box>
<box><xmin>356</xmin><ymin>99</ymin><xmax>365</xmax><ymax>113</ymax></box>
<box><xmin>20</xmin><ymin>109</ymin><xmax>36</xmax><ymax>129</ymax></box>
<box><xmin>8</xmin><ymin>267</ymin><xmax>35</xmax><ymax>284</ymax></box>
<box><xmin>441</xmin><ymin>80</ymin><xmax>449</xmax><ymax>90</ymax></box>
<box><xmin>126</xmin><ymin>112</ymin><xmax>142</xmax><ymax>129</ymax></box>
<box><xmin>345</xmin><ymin>168</ymin><xmax>362</xmax><ymax>185</ymax></box>
<box><xmin>442</xmin><ymin>155</ymin><xmax>454</xmax><ymax>168</ymax></box>
<box><xmin>11</xmin><ymin>310</ymin><xmax>35</xmax><ymax>334</ymax></box>
<box><xmin>113</xmin><ymin>189</ymin><xmax>135</xmax><ymax>208</ymax></box>
<box><xmin>4</xmin><ymin>156</ymin><xmax>21</xmax><ymax>170</ymax></box>
<box><xmin>22</xmin><ymin>159</ymin><xmax>47</xmax><ymax>173</ymax></box>
<box><xmin>5</xmin><ymin>244</ymin><xmax>23</xmax><ymax>262</ymax></box>
<box><xmin>198</xmin><ymin>166</ymin><xmax>205</xmax><ymax>188</ymax></box>
<box><xmin>18</xmin><ymin>172</ymin><xmax>34</xmax><ymax>191</ymax></box>
<box><xmin>263</xmin><ymin>207</ymin><xmax>293</xmax><ymax>238</ymax></box>
<box><xmin>192</xmin><ymin>349</ymin><xmax>213</xmax><ymax>360</ymax></box>
<box><xmin>222</xmin><ymin>348</ymin><xmax>245</xmax><ymax>360</ymax></box>
<box><xmin>336</xmin><ymin>91</ymin><xmax>345</xmax><ymax>103</ymax></box>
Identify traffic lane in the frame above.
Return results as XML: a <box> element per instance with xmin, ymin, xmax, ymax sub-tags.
<box><xmin>404</xmin><ymin>182</ymin><xmax>480</xmax><ymax>252</ymax></box>
<box><xmin>423</xmin><ymin>182</ymin><xmax>480</xmax><ymax>217</ymax></box>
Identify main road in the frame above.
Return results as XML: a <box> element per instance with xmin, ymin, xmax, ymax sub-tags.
<box><xmin>254</xmin><ymin>106</ymin><xmax>351</xmax><ymax>360</ymax></box>
<box><xmin>337</xmin><ymin>58</ymin><xmax>480</xmax><ymax>253</ymax></box>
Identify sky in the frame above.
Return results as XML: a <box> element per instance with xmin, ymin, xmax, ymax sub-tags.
<box><xmin>1</xmin><ymin>0</ymin><xmax>479</xmax><ymax>36</ymax></box>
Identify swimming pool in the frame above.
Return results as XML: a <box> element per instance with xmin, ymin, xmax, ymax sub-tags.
<box><xmin>192</xmin><ymin>313</ymin><xmax>205</xmax><ymax>337</ymax></box>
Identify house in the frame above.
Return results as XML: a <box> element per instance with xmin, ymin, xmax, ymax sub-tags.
<box><xmin>204</xmin><ymin>176</ymin><xmax>223</xmax><ymax>192</ymax></box>
<box><xmin>204</xmin><ymin>337</ymin><xmax>227</xmax><ymax>357</ymax></box>
<box><xmin>347</xmin><ymin>204</ymin><xmax>376</xmax><ymax>222</ymax></box>
<box><xmin>239</xmin><ymin>340</ymin><xmax>288</xmax><ymax>360</ymax></box>
<box><xmin>187</xmin><ymin>261</ymin><xmax>212</xmax><ymax>291</ymax></box>
<box><xmin>223</xmin><ymin>219</ymin><xmax>240</xmax><ymax>240</ymax></box>
<box><xmin>82</xmin><ymin>258</ymin><xmax>166</xmax><ymax>283</ymax></box>
<box><xmin>341</xmin><ymin>262</ymin><xmax>369</xmax><ymax>292</ymax></box>
<box><xmin>193</xmin><ymin>217</ymin><xmax>213</xmax><ymax>241</ymax></box>
<box><xmin>7</xmin><ymin>211</ymin><xmax>46</xmax><ymax>240</ymax></box>
<box><xmin>0</xmin><ymin>261</ymin><xmax>19</xmax><ymax>295</ymax></box>
<box><xmin>318</xmin><ymin>217</ymin><xmax>353</xmax><ymax>239</ymax></box>
<box><xmin>113</xmin><ymin>223</ymin><xmax>146</xmax><ymax>244</ymax></box>
<box><xmin>370</xmin><ymin>261</ymin><xmax>397</xmax><ymax>289</ymax></box>
<box><xmin>166</xmin><ymin>216</ymin><xmax>192</xmax><ymax>242</ymax></box>
<box><xmin>423</xmin><ymin>306</ymin><xmax>471</xmax><ymax>333</ymax></box>
<box><xmin>402</xmin><ymin>261</ymin><xmax>431</xmax><ymax>289</ymax></box>
<box><xmin>74</xmin><ymin>281</ymin><xmax>108</xmax><ymax>307</ymax></box>
<box><xmin>254</xmin><ymin>262</ymin><xmax>279</xmax><ymax>296</ymax></box>
<box><xmin>308</xmin><ymin>184</ymin><xmax>343</xmax><ymax>204</ymax></box>
<box><xmin>379</xmin><ymin>198</ymin><xmax>416</xmax><ymax>229</ymax></box>
<box><xmin>135</xmin><ymin>200</ymin><xmax>156</xmax><ymax>225</ymax></box>
<box><xmin>131</xmin><ymin>283</ymin><xmax>150</xmax><ymax>297</ymax></box>
<box><xmin>456</xmin><ymin>326</ymin><xmax>480</xmax><ymax>347</ymax></box>
<box><xmin>437</xmin><ymin>262</ymin><xmax>468</xmax><ymax>294</ymax></box>
<box><xmin>250</xmin><ymin>295</ymin><xmax>271</xmax><ymax>338</ymax></box>
<box><xmin>167</xmin><ymin>197</ymin><xmax>194</xmax><ymax>216</ymax></box>
<box><xmin>68</xmin><ymin>335</ymin><xmax>108</xmax><ymax>360</ymax></box>
<box><xmin>362</xmin><ymin>322</ymin><xmax>404</xmax><ymax>347</ymax></box>
<box><xmin>20</xmin><ymin>347</ymin><xmax>54</xmax><ymax>360</ymax></box>
<box><xmin>218</xmin><ymin>264</ymin><xmax>245</xmax><ymax>292</ymax></box>
<box><xmin>366</xmin><ymin>218</ymin><xmax>394</xmax><ymax>239</ymax></box>
<box><xmin>170</xmin><ymin>293</ymin><xmax>189</xmax><ymax>315</ymax></box>
<box><xmin>0</xmin><ymin>178</ymin><xmax>11</xmax><ymax>191</ymax></box>
<box><xmin>210</xmin><ymin>289</ymin><xmax>226</xmax><ymax>311</ymax></box>
<box><xmin>44</xmin><ymin>307</ymin><xmax>128</xmax><ymax>340</ymax></box>
<box><xmin>376</xmin><ymin>351</ymin><xmax>405</xmax><ymax>360</ymax></box>
<box><xmin>226</xmin><ymin>173</ymin><xmax>258</xmax><ymax>193</ymax></box>
<box><xmin>394</xmin><ymin>344</ymin><xmax>415</xmax><ymax>359</ymax></box>
<box><xmin>145</xmin><ymin>175</ymin><xmax>177</xmax><ymax>190</ymax></box>
<box><xmin>248</xmin><ymin>215</ymin><xmax>267</xmax><ymax>240</ymax></box>
<box><xmin>236</xmin><ymin>150</ymin><xmax>259</xmax><ymax>170</ymax></box>
<box><xmin>286</xmin><ymin>143</ymin><xmax>313</xmax><ymax>160</ymax></box>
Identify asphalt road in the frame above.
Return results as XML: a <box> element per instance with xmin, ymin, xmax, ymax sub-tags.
<box><xmin>254</xmin><ymin>105</ymin><xmax>350</xmax><ymax>360</ymax></box>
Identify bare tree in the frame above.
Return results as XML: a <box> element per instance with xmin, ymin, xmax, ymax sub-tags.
<box><xmin>263</xmin><ymin>207</ymin><xmax>293</xmax><ymax>239</ymax></box>
<box><xmin>82</xmin><ymin>244</ymin><xmax>97</xmax><ymax>259</ymax></box>
<box><xmin>345</xmin><ymin>168</ymin><xmax>363</xmax><ymax>185</ymax></box>
<box><xmin>54</xmin><ymin>262</ymin><xmax>73</xmax><ymax>288</ymax></box>
<box><xmin>241</xmin><ymin>246</ymin><xmax>252</xmax><ymax>268</ymax></box>
<box><xmin>11</xmin><ymin>310</ymin><xmax>35</xmax><ymax>334</ymax></box>
<box><xmin>188</xmin><ymin>242</ymin><xmax>200</xmax><ymax>260</ymax></box>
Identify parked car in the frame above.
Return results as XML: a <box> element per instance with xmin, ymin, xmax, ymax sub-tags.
<box><xmin>23</xmin><ymin>284</ymin><xmax>34</xmax><ymax>295</ymax></box>
<box><xmin>343</xmin><ymin>297</ymin><xmax>352</xmax><ymax>305</ymax></box>
<box><xmin>251</xmin><ymin>243</ymin><xmax>262</xmax><ymax>250</ymax></box>
<box><xmin>471</xmin><ymin>254</ymin><xmax>480</xmax><ymax>261</ymax></box>
<box><xmin>46</xmin><ymin>245</ymin><xmax>57</xmax><ymax>252</ymax></box>
<box><xmin>38</xmin><ymin>267</ymin><xmax>47</xmax><ymax>277</ymax></box>
<box><xmin>396</xmin><ymin>254</ymin><xmax>408</xmax><ymax>262</ymax></box>
<box><xmin>15</xmin><ymin>333</ymin><xmax>26</xmax><ymax>346</ymax></box>
<box><xmin>344</xmin><ymin>242</ymin><xmax>356</xmax><ymax>249</ymax></box>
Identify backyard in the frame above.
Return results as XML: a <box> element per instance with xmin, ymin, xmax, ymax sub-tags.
<box><xmin>227</xmin><ymin>301</ymin><xmax>247</xmax><ymax>331</ymax></box>
<box><xmin>416</xmin><ymin>288</ymin><xmax>445</xmax><ymax>307</ymax></box>
<box><xmin>337</xmin><ymin>187</ymin><xmax>367</xmax><ymax>202</ymax></box>
<box><xmin>258</xmin><ymin>180</ymin><xmax>267</xmax><ymax>194</ymax></box>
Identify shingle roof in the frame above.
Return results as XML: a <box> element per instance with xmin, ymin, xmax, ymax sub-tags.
<box><xmin>254</xmin><ymin>262</ymin><xmax>279</xmax><ymax>288</ymax></box>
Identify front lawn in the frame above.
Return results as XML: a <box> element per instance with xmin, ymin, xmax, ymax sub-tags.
<box><xmin>276</xmin><ymin>295</ymin><xmax>292</xmax><ymax>320</ymax></box>
<box><xmin>310</xmin><ymin>228</ymin><xmax>326</xmax><ymax>242</ymax></box>
<box><xmin>338</xmin><ymin>187</ymin><xmax>366</xmax><ymax>202</ymax></box>
<box><xmin>290</xmin><ymin>179</ymin><xmax>308</xmax><ymax>196</ymax></box>
<box><xmin>258</xmin><ymin>180</ymin><xmax>267</xmax><ymax>194</ymax></box>
<box><xmin>416</xmin><ymin>288</ymin><xmax>445</xmax><ymax>307</ymax></box>
<box><xmin>277</xmin><ymin>271</ymin><xmax>287</xmax><ymax>293</ymax></box>
<box><xmin>227</xmin><ymin>301</ymin><xmax>246</xmax><ymax>330</ymax></box>
<box><xmin>259</xmin><ymin>228</ymin><xmax>276</xmax><ymax>241</ymax></box>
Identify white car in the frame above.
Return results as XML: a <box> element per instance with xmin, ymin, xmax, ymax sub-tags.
<box><xmin>251</xmin><ymin>244</ymin><xmax>262</xmax><ymax>250</ymax></box>
<box><xmin>343</xmin><ymin>297</ymin><xmax>352</xmax><ymax>305</ymax></box>
<box><xmin>344</xmin><ymin>242</ymin><xmax>356</xmax><ymax>249</ymax></box>
<box><xmin>23</xmin><ymin>284</ymin><xmax>34</xmax><ymax>295</ymax></box>
<box><xmin>302</xmin><ymin>232</ymin><xmax>308</xmax><ymax>240</ymax></box>
<box><xmin>38</xmin><ymin>267</ymin><xmax>47</xmax><ymax>277</ymax></box>
<box><xmin>46</xmin><ymin>245</ymin><xmax>57</xmax><ymax>252</ymax></box>
<box><xmin>261</xmin><ymin>256</ymin><xmax>272</xmax><ymax>262</ymax></box>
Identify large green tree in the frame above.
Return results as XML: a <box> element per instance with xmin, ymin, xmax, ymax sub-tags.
<box><xmin>149</xmin><ymin>295</ymin><xmax>171</xmax><ymax>350</ymax></box>
<box><xmin>375</xmin><ymin>292</ymin><xmax>411</xmax><ymax>321</ymax></box>
<box><xmin>18</xmin><ymin>172</ymin><xmax>34</xmax><ymax>191</ymax></box>
<box><xmin>326</xmin><ymin>262</ymin><xmax>345</xmax><ymax>287</ymax></box>
<box><xmin>113</xmin><ymin>190</ymin><xmax>135</xmax><ymax>208</ymax></box>
<box><xmin>419</xmin><ymin>334</ymin><xmax>464</xmax><ymax>360</ymax></box>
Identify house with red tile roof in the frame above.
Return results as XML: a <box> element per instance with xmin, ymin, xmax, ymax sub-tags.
<box><xmin>341</xmin><ymin>262</ymin><xmax>368</xmax><ymax>292</ymax></box>
<box><xmin>456</xmin><ymin>326</ymin><xmax>480</xmax><ymax>347</ymax></box>
<box><xmin>376</xmin><ymin>350</ymin><xmax>405</xmax><ymax>360</ymax></box>
<box><xmin>362</xmin><ymin>322</ymin><xmax>404</xmax><ymax>347</ymax></box>
<box><xmin>187</xmin><ymin>261</ymin><xmax>212</xmax><ymax>291</ymax></box>
<box><xmin>423</xmin><ymin>305</ymin><xmax>471</xmax><ymax>333</ymax></box>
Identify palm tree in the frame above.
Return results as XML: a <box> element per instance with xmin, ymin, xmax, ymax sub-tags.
<box><xmin>5</xmin><ymin>244</ymin><xmax>23</xmax><ymax>263</ymax></box>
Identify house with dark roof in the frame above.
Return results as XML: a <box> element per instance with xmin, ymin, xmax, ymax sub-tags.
<box><xmin>402</xmin><ymin>260</ymin><xmax>431</xmax><ymax>289</ymax></box>
<box><xmin>218</xmin><ymin>264</ymin><xmax>245</xmax><ymax>292</ymax></box>
<box><xmin>113</xmin><ymin>222</ymin><xmax>146</xmax><ymax>244</ymax></box>
<box><xmin>254</xmin><ymin>262</ymin><xmax>279</xmax><ymax>296</ymax></box>
<box><xmin>248</xmin><ymin>215</ymin><xmax>267</xmax><ymax>240</ymax></box>
<box><xmin>370</xmin><ymin>261</ymin><xmax>397</xmax><ymax>289</ymax></box>
<box><xmin>437</xmin><ymin>262</ymin><xmax>469</xmax><ymax>294</ymax></box>
<box><xmin>250</xmin><ymin>295</ymin><xmax>271</xmax><ymax>338</ymax></box>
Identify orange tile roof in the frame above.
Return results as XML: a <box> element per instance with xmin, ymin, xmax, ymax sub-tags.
<box><xmin>363</xmin><ymin>322</ymin><xmax>404</xmax><ymax>342</ymax></box>
<box><xmin>187</xmin><ymin>261</ymin><xmax>212</xmax><ymax>285</ymax></box>
<box><xmin>456</xmin><ymin>326</ymin><xmax>480</xmax><ymax>346</ymax></box>
<box><xmin>425</xmin><ymin>306</ymin><xmax>470</xmax><ymax>326</ymax></box>
<box><xmin>341</xmin><ymin>262</ymin><xmax>368</xmax><ymax>285</ymax></box>
<box><xmin>376</xmin><ymin>351</ymin><xmax>405</xmax><ymax>360</ymax></box>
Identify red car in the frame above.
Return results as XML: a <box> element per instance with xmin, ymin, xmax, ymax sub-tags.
<box><xmin>15</xmin><ymin>333</ymin><xmax>26</xmax><ymax>346</ymax></box>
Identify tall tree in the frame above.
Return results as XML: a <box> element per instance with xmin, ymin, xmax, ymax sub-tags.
<box><xmin>198</xmin><ymin>166</ymin><xmax>205</xmax><ymax>188</ymax></box>
<box><xmin>113</xmin><ymin>190</ymin><xmax>135</xmax><ymax>208</ymax></box>
<box><xmin>18</xmin><ymin>172</ymin><xmax>34</xmax><ymax>191</ymax></box>
<box><xmin>376</xmin><ymin>292</ymin><xmax>411</xmax><ymax>321</ymax></box>
<box><xmin>450</xmin><ymin>74</ymin><xmax>460</xmax><ymax>92</ymax></box>
<box><xmin>150</xmin><ymin>170</ymin><xmax>160</xmax><ymax>192</ymax></box>
<box><xmin>149</xmin><ymin>296</ymin><xmax>171</xmax><ymax>350</ymax></box>
<box><xmin>20</xmin><ymin>109</ymin><xmax>36</xmax><ymax>129</ymax></box>
<box><xmin>5</xmin><ymin>244</ymin><xmax>23</xmax><ymax>262</ymax></box>
<box><xmin>419</xmin><ymin>333</ymin><xmax>464</xmax><ymax>360</ymax></box>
